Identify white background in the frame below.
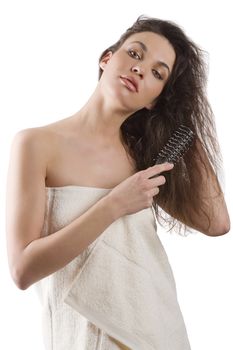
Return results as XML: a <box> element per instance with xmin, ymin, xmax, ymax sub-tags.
<box><xmin>0</xmin><ymin>0</ymin><xmax>232</xmax><ymax>349</ymax></box>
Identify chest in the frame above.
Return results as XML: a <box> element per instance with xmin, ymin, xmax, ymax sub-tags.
<box><xmin>45</xmin><ymin>136</ymin><xmax>136</xmax><ymax>189</ymax></box>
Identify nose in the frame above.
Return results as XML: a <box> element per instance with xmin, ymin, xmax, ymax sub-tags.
<box><xmin>131</xmin><ymin>65</ymin><xmax>143</xmax><ymax>78</ymax></box>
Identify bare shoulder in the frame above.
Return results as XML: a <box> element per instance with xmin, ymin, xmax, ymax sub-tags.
<box><xmin>13</xmin><ymin>123</ymin><xmax>58</xmax><ymax>147</ymax></box>
<box><xmin>12</xmin><ymin>118</ymin><xmax>68</xmax><ymax>159</ymax></box>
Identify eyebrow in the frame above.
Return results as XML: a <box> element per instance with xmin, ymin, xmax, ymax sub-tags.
<box><xmin>130</xmin><ymin>40</ymin><xmax>171</xmax><ymax>75</ymax></box>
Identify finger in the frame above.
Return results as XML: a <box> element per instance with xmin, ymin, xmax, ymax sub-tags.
<box><xmin>147</xmin><ymin>162</ymin><xmax>174</xmax><ymax>179</ymax></box>
<box><xmin>149</xmin><ymin>175</ymin><xmax>166</xmax><ymax>187</ymax></box>
<box><xmin>151</xmin><ymin>187</ymin><xmax>159</xmax><ymax>196</ymax></box>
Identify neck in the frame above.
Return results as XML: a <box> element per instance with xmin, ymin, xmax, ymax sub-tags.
<box><xmin>73</xmin><ymin>86</ymin><xmax>134</xmax><ymax>144</ymax></box>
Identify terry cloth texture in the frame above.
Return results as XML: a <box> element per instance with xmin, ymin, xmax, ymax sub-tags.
<box><xmin>34</xmin><ymin>185</ymin><xmax>191</xmax><ymax>350</ymax></box>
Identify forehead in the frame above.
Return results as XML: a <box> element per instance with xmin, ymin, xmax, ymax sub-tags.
<box><xmin>123</xmin><ymin>31</ymin><xmax>176</xmax><ymax>68</ymax></box>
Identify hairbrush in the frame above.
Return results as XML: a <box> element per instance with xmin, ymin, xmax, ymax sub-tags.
<box><xmin>154</xmin><ymin>125</ymin><xmax>195</xmax><ymax>165</ymax></box>
<box><xmin>149</xmin><ymin>125</ymin><xmax>195</xmax><ymax>179</ymax></box>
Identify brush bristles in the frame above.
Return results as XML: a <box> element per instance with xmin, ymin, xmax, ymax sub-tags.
<box><xmin>153</xmin><ymin>125</ymin><xmax>195</xmax><ymax>165</ymax></box>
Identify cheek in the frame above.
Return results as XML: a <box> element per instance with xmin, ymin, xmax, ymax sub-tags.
<box><xmin>146</xmin><ymin>81</ymin><xmax>164</xmax><ymax>100</ymax></box>
<box><xmin>103</xmin><ymin>58</ymin><xmax>124</xmax><ymax>78</ymax></box>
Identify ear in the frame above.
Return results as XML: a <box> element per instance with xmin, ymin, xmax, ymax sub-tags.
<box><xmin>99</xmin><ymin>51</ymin><xmax>113</xmax><ymax>70</ymax></box>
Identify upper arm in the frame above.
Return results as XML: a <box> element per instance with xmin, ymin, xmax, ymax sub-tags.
<box><xmin>5</xmin><ymin>128</ymin><xmax>49</xmax><ymax>274</ymax></box>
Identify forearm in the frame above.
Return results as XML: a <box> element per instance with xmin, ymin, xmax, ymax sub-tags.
<box><xmin>191</xmin><ymin>140</ymin><xmax>230</xmax><ymax>236</ymax></box>
<box><xmin>15</xmin><ymin>194</ymin><xmax>119</xmax><ymax>289</ymax></box>
<box><xmin>199</xmin><ymin>168</ymin><xmax>230</xmax><ymax>236</ymax></box>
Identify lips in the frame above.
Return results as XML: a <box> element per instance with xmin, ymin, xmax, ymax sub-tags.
<box><xmin>120</xmin><ymin>75</ymin><xmax>138</xmax><ymax>92</ymax></box>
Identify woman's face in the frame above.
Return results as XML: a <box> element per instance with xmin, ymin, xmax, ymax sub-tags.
<box><xmin>99</xmin><ymin>31</ymin><xmax>176</xmax><ymax>112</ymax></box>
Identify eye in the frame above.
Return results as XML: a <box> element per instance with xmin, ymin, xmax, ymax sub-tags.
<box><xmin>152</xmin><ymin>69</ymin><xmax>163</xmax><ymax>80</ymax></box>
<box><xmin>128</xmin><ymin>49</ymin><xmax>141</xmax><ymax>60</ymax></box>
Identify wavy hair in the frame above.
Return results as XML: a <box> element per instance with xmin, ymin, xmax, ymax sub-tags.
<box><xmin>98</xmin><ymin>15</ymin><xmax>223</xmax><ymax>236</ymax></box>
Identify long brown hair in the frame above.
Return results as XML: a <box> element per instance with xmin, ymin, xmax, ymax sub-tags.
<box><xmin>98</xmin><ymin>15</ymin><xmax>223</xmax><ymax>236</ymax></box>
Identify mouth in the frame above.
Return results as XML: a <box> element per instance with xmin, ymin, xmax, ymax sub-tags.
<box><xmin>119</xmin><ymin>75</ymin><xmax>138</xmax><ymax>93</ymax></box>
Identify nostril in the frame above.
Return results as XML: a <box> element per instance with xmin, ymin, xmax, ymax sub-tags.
<box><xmin>131</xmin><ymin>67</ymin><xmax>143</xmax><ymax>79</ymax></box>
<box><xmin>132</xmin><ymin>66</ymin><xmax>140</xmax><ymax>73</ymax></box>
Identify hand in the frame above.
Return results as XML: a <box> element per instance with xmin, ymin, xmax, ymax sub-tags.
<box><xmin>107</xmin><ymin>162</ymin><xmax>174</xmax><ymax>217</ymax></box>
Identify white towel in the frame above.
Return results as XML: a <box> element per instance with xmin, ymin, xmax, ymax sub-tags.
<box><xmin>35</xmin><ymin>186</ymin><xmax>191</xmax><ymax>350</ymax></box>
<box><xmin>63</xmin><ymin>194</ymin><xmax>191</xmax><ymax>350</ymax></box>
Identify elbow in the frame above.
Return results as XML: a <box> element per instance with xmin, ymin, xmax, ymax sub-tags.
<box><xmin>11</xmin><ymin>264</ymin><xmax>30</xmax><ymax>290</ymax></box>
<box><xmin>217</xmin><ymin>223</ymin><xmax>230</xmax><ymax>236</ymax></box>
<box><xmin>208</xmin><ymin>220</ymin><xmax>231</xmax><ymax>237</ymax></box>
<box><xmin>221</xmin><ymin>220</ymin><xmax>231</xmax><ymax>235</ymax></box>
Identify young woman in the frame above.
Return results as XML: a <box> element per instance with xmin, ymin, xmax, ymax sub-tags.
<box><xmin>6</xmin><ymin>15</ymin><xmax>230</xmax><ymax>350</ymax></box>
